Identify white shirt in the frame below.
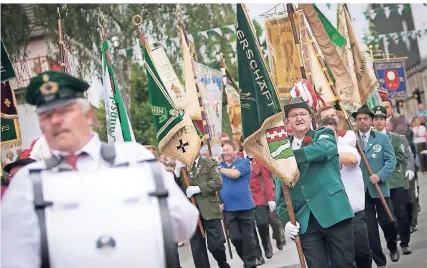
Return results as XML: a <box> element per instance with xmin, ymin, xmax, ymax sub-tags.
<box><xmin>1</xmin><ymin>133</ymin><xmax>199</xmax><ymax>268</ymax></box>
<box><xmin>359</xmin><ymin>129</ymin><xmax>371</xmax><ymax>148</ymax></box>
<box><xmin>292</xmin><ymin>136</ymin><xmax>304</xmax><ymax>150</ymax></box>
<box><xmin>337</xmin><ymin>143</ymin><xmax>365</xmax><ymax>213</ymax></box>
<box><xmin>413</xmin><ymin>125</ymin><xmax>427</xmax><ymax>144</ymax></box>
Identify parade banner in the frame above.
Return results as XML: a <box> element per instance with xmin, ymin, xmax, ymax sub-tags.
<box><xmin>180</xmin><ymin>27</ymin><xmax>202</xmax><ymax>121</ymax></box>
<box><xmin>194</xmin><ymin>62</ymin><xmax>223</xmax><ymax>157</ymax></box>
<box><xmin>237</xmin><ymin>4</ymin><xmax>299</xmax><ymax>186</ymax></box>
<box><xmin>373</xmin><ymin>57</ymin><xmax>408</xmax><ymax>99</ymax></box>
<box><xmin>1</xmin><ymin>40</ymin><xmax>16</xmax><ymax>81</ymax></box>
<box><xmin>337</xmin><ymin>4</ymin><xmax>378</xmax><ymax>105</ymax></box>
<box><xmin>301</xmin><ymin>4</ymin><xmax>358</xmax><ymax>112</ymax></box>
<box><xmin>1</xmin><ymin>40</ymin><xmax>21</xmax><ymax>149</ymax></box>
<box><xmin>144</xmin><ymin>44</ymin><xmax>200</xmax><ymax>166</ymax></box>
<box><xmin>101</xmin><ymin>50</ymin><xmax>135</xmax><ymax>143</ymax></box>
<box><xmin>223</xmin><ymin>76</ymin><xmax>242</xmax><ymax>143</ymax></box>
<box><xmin>150</xmin><ymin>45</ymin><xmax>189</xmax><ymax>110</ymax></box>
<box><xmin>265</xmin><ymin>14</ymin><xmax>302</xmax><ymax>98</ymax></box>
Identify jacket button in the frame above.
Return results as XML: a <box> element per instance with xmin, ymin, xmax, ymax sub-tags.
<box><xmin>301</xmin><ymin>185</ymin><xmax>304</xmax><ymax>189</ymax></box>
<box><xmin>306</xmin><ymin>199</ymin><xmax>310</xmax><ymax>203</ymax></box>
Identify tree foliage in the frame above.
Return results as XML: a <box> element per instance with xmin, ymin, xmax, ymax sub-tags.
<box><xmin>2</xmin><ymin>4</ymin><xmax>266</xmax><ymax>146</ymax></box>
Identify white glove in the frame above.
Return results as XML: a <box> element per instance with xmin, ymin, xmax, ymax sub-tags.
<box><xmin>268</xmin><ymin>201</ymin><xmax>276</xmax><ymax>212</ymax></box>
<box><xmin>186</xmin><ymin>186</ymin><xmax>201</xmax><ymax>198</ymax></box>
<box><xmin>406</xmin><ymin>170</ymin><xmax>415</xmax><ymax>181</ymax></box>
<box><xmin>174</xmin><ymin>160</ymin><xmax>186</xmax><ymax>177</ymax></box>
<box><xmin>284</xmin><ymin>221</ymin><xmax>300</xmax><ymax>240</ymax></box>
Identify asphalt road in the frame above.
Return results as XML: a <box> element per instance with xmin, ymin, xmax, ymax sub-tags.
<box><xmin>178</xmin><ymin>174</ymin><xmax>427</xmax><ymax>268</ymax></box>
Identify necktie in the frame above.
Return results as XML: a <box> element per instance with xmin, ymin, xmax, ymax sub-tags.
<box><xmin>361</xmin><ymin>134</ymin><xmax>366</xmax><ymax>149</ymax></box>
<box><xmin>63</xmin><ymin>153</ymin><xmax>85</xmax><ymax>170</ymax></box>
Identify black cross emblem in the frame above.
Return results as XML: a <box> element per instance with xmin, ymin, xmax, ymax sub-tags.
<box><xmin>176</xmin><ymin>139</ymin><xmax>189</xmax><ymax>153</ymax></box>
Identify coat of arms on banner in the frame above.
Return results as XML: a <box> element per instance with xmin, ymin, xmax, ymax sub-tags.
<box><xmin>266</xmin><ymin>126</ymin><xmax>293</xmax><ymax>160</ymax></box>
<box><xmin>374</xmin><ymin>57</ymin><xmax>408</xmax><ymax>99</ymax></box>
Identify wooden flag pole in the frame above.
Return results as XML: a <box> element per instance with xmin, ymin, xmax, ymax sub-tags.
<box><xmin>176</xmin><ymin>7</ymin><xmax>233</xmax><ymax>258</ymax></box>
<box><xmin>57</xmin><ymin>6</ymin><xmax>66</xmax><ymax>73</ymax></box>
<box><xmin>330</xmin><ymin>5</ymin><xmax>394</xmax><ymax>222</ymax></box>
<box><xmin>241</xmin><ymin>4</ymin><xmax>307</xmax><ymax>267</ymax></box>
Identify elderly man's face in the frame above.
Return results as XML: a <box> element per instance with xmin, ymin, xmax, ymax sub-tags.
<box><xmin>38</xmin><ymin>101</ymin><xmax>93</xmax><ymax>153</ymax></box>
<box><xmin>287</xmin><ymin>108</ymin><xmax>312</xmax><ymax>133</ymax></box>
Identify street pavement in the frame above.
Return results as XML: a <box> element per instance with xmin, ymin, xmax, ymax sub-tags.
<box><xmin>178</xmin><ymin>174</ymin><xmax>427</xmax><ymax>268</ymax></box>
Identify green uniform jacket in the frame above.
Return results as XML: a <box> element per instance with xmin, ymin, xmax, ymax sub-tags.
<box><xmin>275</xmin><ymin>128</ymin><xmax>354</xmax><ymax>234</ymax></box>
<box><xmin>179</xmin><ymin>157</ymin><xmax>222</xmax><ymax>220</ymax></box>
<box><xmin>386</xmin><ymin>132</ymin><xmax>406</xmax><ymax>189</ymax></box>
<box><xmin>358</xmin><ymin>130</ymin><xmax>396</xmax><ymax>198</ymax></box>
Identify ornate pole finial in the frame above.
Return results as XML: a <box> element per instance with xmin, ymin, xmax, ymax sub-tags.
<box><xmin>98</xmin><ymin>8</ymin><xmax>106</xmax><ymax>38</ymax></box>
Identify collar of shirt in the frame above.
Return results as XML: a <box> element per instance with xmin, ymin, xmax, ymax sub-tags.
<box><xmin>50</xmin><ymin>132</ymin><xmax>101</xmax><ymax>163</ymax></box>
<box><xmin>379</xmin><ymin>129</ymin><xmax>387</xmax><ymax>134</ymax></box>
<box><xmin>292</xmin><ymin>136</ymin><xmax>303</xmax><ymax>150</ymax></box>
<box><xmin>194</xmin><ymin>156</ymin><xmax>200</xmax><ymax>167</ymax></box>
<box><xmin>360</xmin><ymin>129</ymin><xmax>371</xmax><ymax>138</ymax></box>
<box><xmin>221</xmin><ymin>157</ymin><xmax>239</xmax><ymax>168</ymax></box>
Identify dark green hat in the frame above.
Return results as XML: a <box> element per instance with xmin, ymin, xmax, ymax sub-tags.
<box><xmin>352</xmin><ymin>104</ymin><xmax>375</xmax><ymax>119</ymax></box>
<box><xmin>25</xmin><ymin>71</ymin><xmax>89</xmax><ymax>113</ymax></box>
<box><xmin>372</xmin><ymin>105</ymin><xmax>387</xmax><ymax>118</ymax></box>
<box><xmin>284</xmin><ymin>96</ymin><xmax>312</xmax><ymax>118</ymax></box>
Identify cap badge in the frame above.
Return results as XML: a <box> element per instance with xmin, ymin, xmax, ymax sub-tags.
<box><xmin>40</xmin><ymin>81</ymin><xmax>59</xmax><ymax>96</ymax></box>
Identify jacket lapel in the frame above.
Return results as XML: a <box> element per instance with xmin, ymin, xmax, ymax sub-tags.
<box><xmin>191</xmin><ymin>158</ymin><xmax>204</xmax><ymax>180</ymax></box>
<box><xmin>365</xmin><ymin>131</ymin><xmax>376</xmax><ymax>153</ymax></box>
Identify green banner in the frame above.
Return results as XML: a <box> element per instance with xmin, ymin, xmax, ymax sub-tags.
<box><xmin>144</xmin><ymin>44</ymin><xmax>200</xmax><ymax>166</ymax></box>
<box><xmin>1</xmin><ymin>118</ymin><xmax>21</xmax><ymax>149</ymax></box>
<box><xmin>313</xmin><ymin>4</ymin><xmax>346</xmax><ymax>48</ymax></box>
<box><xmin>1</xmin><ymin>40</ymin><xmax>16</xmax><ymax>82</ymax></box>
<box><xmin>237</xmin><ymin>4</ymin><xmax>299</xmax><ymax>186</ymax></box>
<box><xmin>101</xmin><ymin>40</ymin><xmax>133</xmax><ymax>142</ymax></box>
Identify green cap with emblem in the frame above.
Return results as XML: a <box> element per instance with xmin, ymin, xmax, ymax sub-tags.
<box><xmin>372</xmin><ymin>105</ymin><xmax>387</xmax><ymax>118</ymax></box>
<box><xmin>25</xmin><ymin>71</ymin><xmax>89</xmax><ymax>113</ymax></box>
<box><xmin>284</xmin><ymin>96</ymin><xmax>313</xmax><ymax>118</ymax></box>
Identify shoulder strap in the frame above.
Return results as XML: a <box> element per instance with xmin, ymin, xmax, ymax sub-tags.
<box><xmin>146</xmin><ymin>159</ymin><xmax>177</xmax><ymax>268</ymax></box>
<box><xmin>29</xmin><ymin>168</ymin><xmax>52</xmax><ymax>268</ymax></box>
<box><xmin>100</xmin><ymin>142</ymin><xmax>116</xmax><ymax>166</ymax></box>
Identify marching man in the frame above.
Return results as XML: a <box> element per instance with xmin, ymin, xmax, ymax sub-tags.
<box><xmin>275</xmin><ymin>97</ymin><xmax>355</xmax><ymax>268</ymax></box>
<box><xmin>372</xmin><ymin>105</ymin><xmax>413</xmax><ymax>256</ymax></box>
<box><xmin>353</xmin><ymin>104</ymin><xmax>398</xmax><ymax>267</ymax></box>
<box><xmin>176</xmin><ymin>152</ymin><xmax>231</xmax><ymax>268</ymax></box>
<box><xmin>1</xmin><ymin>71</ymin><xmax>199</xmax><ymax>267</ymax></box>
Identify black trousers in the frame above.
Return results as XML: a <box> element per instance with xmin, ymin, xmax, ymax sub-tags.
<box><xmin>299</xmin><ymin>213</ymin><xmax>354</xmax><ymax>268</ymax></box>
<box><xmin>268</xmin><ymin>210</ymin><xmax>285</xmax><ymax>243</ymax></box>
<box><xmin>409</xmin><ymin>175</ymin><xmax>419</xmax><ymax>226</ymax></box>
<box><xmin>189</xmin><ymin>217</ymin><xmax>229</xmax><ymax>268</ymax></box>
<box><xmin>365</xmin><ymin>192</ymin><xmax>397</xmax><ymax>267</ymax></box>
<box><xmin>225</xmin><ymin>209</ymin><xmax>257</xmax><ymax>268</ymax></box>
<box><xmin>253</xmin><ymin>206</ymin><xmax>272</xmax><ymax>258</ymax></box>
<box><xmin>386</xmin><ymin>187</ymin><xmax>411</xmax><ymax>247</ymax></box>
<box><xmin>352</xmin><ymin>211</ymin><xmax>373</xmax><ymax>268</ymax></box>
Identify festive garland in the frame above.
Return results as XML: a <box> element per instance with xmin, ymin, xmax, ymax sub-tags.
<box><xmin>363</xmin><ymin>28</ymin><xmax>427</xmax><ymax>44</ymax></box>
<box><xmin>363</xmin><ymin>4</ymin><xmax>411</xmax><ymax>20</ymax></box>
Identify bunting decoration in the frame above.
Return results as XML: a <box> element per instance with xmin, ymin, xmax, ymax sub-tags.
<box><xmin>363</xmin><ymin>29</ymin><xmax>427</xmax><ymax>44</ymax></box>
<box><xmin>363</xmin><ymin>4</ymin><xmax>411</xmax><ymax>20</ymax></box>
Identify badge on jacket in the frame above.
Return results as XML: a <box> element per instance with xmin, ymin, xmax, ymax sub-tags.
<box><xmin>373</xmin><ymin>144</ymin><xmax>382</xmax><ymax>153</ymax></box>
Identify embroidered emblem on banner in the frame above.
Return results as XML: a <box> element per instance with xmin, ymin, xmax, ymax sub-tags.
<box><xmin>266</xmin><ymin>126</ymin><xmax>293</xmax><ymax>160</ymax></box>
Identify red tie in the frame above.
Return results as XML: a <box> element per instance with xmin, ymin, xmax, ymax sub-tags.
<box><xmin>63</xmin><ymin>154</ymin><xmax>80</xmax><ymax>170</ymax></box>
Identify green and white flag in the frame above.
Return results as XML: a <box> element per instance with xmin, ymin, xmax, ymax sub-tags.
<box><xmin>144</xmin><ymin>44</ymin><xmax>200</xmax><ymax>166</ymax></box>
<box><xmin>101</xmin><ymin>40</ymin><xmax>135</xmax><ymax>143</ymax></box>
<box><xmin>237</xmin><ymin>4</ymin><xmax>299</xmax><ymax>187</ymax></box>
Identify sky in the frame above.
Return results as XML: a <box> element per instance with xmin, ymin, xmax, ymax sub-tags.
<box><xmin>245</xmin><ymin>3</ymin><xmax>370</xmax><ymax>37</ymax></box>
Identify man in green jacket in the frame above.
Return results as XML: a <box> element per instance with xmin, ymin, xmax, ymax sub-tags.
<box><xmin>373</xmin><ymin>105</ymin><xmax>412</xmax><ymax>256</ymax></box>
<box><xmin>353</xmin><ymin>104</ymin><xmax>398</xmax><ymax>267</ymax></box>
<box><xmin>177</xmin><ymin>154</ymin><xmax>230</xmax><ymax>268</ymax></box>
<box><xmin>275</xmin><ymin>97</ymin><xmax>354</xmax><ymax>268</ymax></box>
